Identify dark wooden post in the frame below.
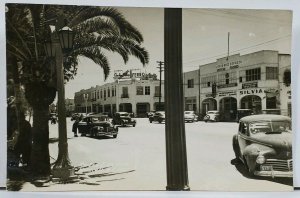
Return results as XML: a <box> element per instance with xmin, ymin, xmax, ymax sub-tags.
<box><xmin>164</xmin><ymin>8</ymin><xmax>190</xmax><ymax>191</ymax></box>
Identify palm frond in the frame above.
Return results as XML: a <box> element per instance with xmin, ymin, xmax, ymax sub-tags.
<box><xmin>68</xmin><ymin>7</ymin><xmax>143</xmax><ymax>43</ymax></box>
<box><xmin>72</xmin><ymin>47</ymin><xmax>110</xmax><ymax>79</ymax></box>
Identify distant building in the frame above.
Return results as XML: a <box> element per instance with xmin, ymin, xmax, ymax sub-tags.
<box><xmin>183</xmin><ymin>50</ymin><xmax>291</xmax><ymax>121</ymax></box>
<box><xmin>74</xmin><ymin>70</ymin><xmax>164</xmax><ymax>117</ymax></box>
<box><xmin>65</xmin><ymin>98</ymin><xmax>75</xmax><ymax>116</ymax></box>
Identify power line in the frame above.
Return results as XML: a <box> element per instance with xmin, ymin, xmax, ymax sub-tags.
<box><xmin>183</xmin><ymin>34</ymin><xmax>291</xmax><ymax>66</ymax></box>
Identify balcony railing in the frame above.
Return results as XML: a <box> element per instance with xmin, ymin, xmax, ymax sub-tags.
<box><xmin>121</xmin><ymin>93</ymin><xmax>129</xmax><ymax>98</ymax></box>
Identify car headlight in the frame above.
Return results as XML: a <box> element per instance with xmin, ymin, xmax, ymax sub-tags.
<box><xmin>97</xmin><ymin>126</ymin><xmax>104</xmax><ymax>131</ymax></box>
<box><xmin>256</xmin><ymin>155</ymin><xmax>266</xmax><ymax>164</ymax></box>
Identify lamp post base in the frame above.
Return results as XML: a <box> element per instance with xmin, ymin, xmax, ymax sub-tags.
<box><xmin>166</xmin><ymin>185</ymin><xmax>190</xmax><ymax>191</ymax></box>
<box><xmin>52</xmin><ymin>167</ymin><xmax>75</xmax><ymax>180</ymax></box>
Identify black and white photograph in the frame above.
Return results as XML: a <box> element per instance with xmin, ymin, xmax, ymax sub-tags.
<box><xmin>3</xmin><ymin>1</ymin><xmax>295</xmax><ymax>192</ymax></box>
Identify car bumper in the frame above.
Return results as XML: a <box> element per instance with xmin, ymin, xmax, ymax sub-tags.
<box><xmin>96</xmin><ymin>131</ymin><xmax>118</xmax><ymax>136</ymax></box>
<box><xmin>254</xmin><ymin>170</ymin><xmax>293</xmax><ymax>178</ymax></box>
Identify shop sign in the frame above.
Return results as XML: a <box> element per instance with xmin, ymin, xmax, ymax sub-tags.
<box><xmin>218</xmin><ymin>91</ymin><xmax>236</xmax><ymax>97</ymax></box>
<box><xmin>216</xmin><ymin>60</ymin><xmax>242</xmax><ymax>72</ymax></box>
<box><xmin>217</xmin><ymin>83</ymin><xmax>237</xmax><ymax>89</ymax></box>
<box><xmin>242</xmin><ymin>82</ymin><xmax>258</xmax><ymax>89</ymax></box>
<box><xmin>240</xmin><ymin>88</ymin><xmax>263</xmax><ymax>95</ymax></box>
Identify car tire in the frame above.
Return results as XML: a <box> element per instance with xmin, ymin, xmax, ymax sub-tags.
<box><xmin>149</xmin><ymin>119</ymin><xmax>153</xmax><ymax>123</ymax></box>
<box><xmin>158</xmin><ymin>119</ymin><xmax>162</xmax><ymax>123</ymax></box>
<box><xmin>232</xmin><ymin>136</ymin><xmax>240</xmax><ymax>160</ymax></box>
<box><xmin>243</xmin><ymin>156</ymin><xmax>255</xmax><ymax>178</ymax></box>
<box><xmin>133</xmin><ymin>124</ymin><xmax>136</xmax><ymax>127</ymax></box>
<box><xmin>113</xmin><ymin>134</ymin><xmax>117</xmax><ymax>138</ymax></box>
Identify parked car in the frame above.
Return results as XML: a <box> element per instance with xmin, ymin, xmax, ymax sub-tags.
<box><xmin>77</xmin><ymin>114</ymin><xmax>118</xmax><ymax>138</ymax></box>
<box><xmin>203</xmin><ymin>111</ymin><xmax>220</xmax><ymax>122</ymax></box>
<box><xmin>184</xmin><ymin>111</ymin><xmax>197</xmax><ymax>122</ymax></box>
<box><xmin>149</xmin><ymin>111</ymin><xmax>165</xmax><ymax>123</ymax></box>
<box><xmin>146</xmin><ymin>111</ymin><xmax>156</xmax><ymax>118</ymax></box>
<box><xmin>232</xmin><ymin>114</ymin><xmax>292</xmax><ymax>178</ymax></box>
<box><xmin>236</xmin><ymin>109</ymin><xmax>253</xmax><ymax>122</ymax></box>
<box><xmin>112</xmin><ymin>112</ymin><xmax>136</xmax><ymax>127</ymax></box>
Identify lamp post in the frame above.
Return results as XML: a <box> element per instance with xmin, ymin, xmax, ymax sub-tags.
<box><xmin>44</xmin><ymin>19</ymin><xmax>75</xmax><ymax>179</ymax></box>
<box><xmin>83</xmin><ymin>93</ymin><xmax>88</xmax><ymax>115</ymax></box>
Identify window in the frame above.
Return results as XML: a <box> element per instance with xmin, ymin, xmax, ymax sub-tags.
<box><xmin>239</xmin><ymin>77</ymin><xmax>243</xmax><ymax>83</ymax></box>
<box><xmin>145</xmin><ymin>86</ymin><xmax>150</xmax><ymax>95</ymax></box>
<box><xmin>266</xmin><ymin>67</ymin><xmax>278</xmax><ymax>80</ymax></box>
<box><xmin>112</xmin><ymin>87</ymin><xmax>114</xmax><ymax>97</ymax></box>
<box><xmin>100</xmin><ymin>90</ymin><xmax>102</xmax><ymax>99</ymax></box>
<box><xmin>122</xmin><ymin>87</ymin><xmax>129</xmax><ymax>98</ymax></box>
<box><xmin>97</xmin><ymin>91</ymin><xmax>99</xmax><ymax>99</ymax></box>
<box><xmin>104</xmin><ymin>90</ymin><xmax>106</xmax><ymax>100</ymax></box>
<box><xmin>218</xmin><ymin>71</ymin><xmax>236</xmax><ymax>86</ymax></box>
<box><xmin>266</xmin><ymin>96</ymin><xmax>276</xmax><ymax>109</ymax></box>
<box><xmin>283</xmin><ymin>70</ymin><xmax>291</xmax><ymax>87</ymax></box>
<box><xmin>201</xmin><ymin>75</ymin><xmax>216</xmax><ymax>88</ymax></box>
<box><xmin>187</xmin><ymin>79</ymin><xmax>194</xmax><ymax>88</ymax></box>
<box><xmin>108</xmin><ymin>88</ymin><xmax>110</xmax><ymax>97</ymax></box>
<box><xmin>155</xmin><ymin>86</ymin><xmax>160</xmax><ymax>97</ymax></box>
<box><xmin>288</xmin><ymin>103</ymin><xmax>292</xmax><ymax>117</ymax></box>
<box><xmin>136</xmin><ymin>86</ymin><xmax>143</xmax><ymax>95</ymax></box>
<box><xmin>246</xmin><ymin>68</ymin><xmax>261</xmax><ymax>81</ymax></box>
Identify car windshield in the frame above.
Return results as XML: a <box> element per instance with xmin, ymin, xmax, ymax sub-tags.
<box><xmin>249</xmin><ymin>120</ymin><xmax>292</xmax><ymax>134</ymax></box>
<box><xmin>92</xmin><ymin>117</ymin><xmax>107</xmax><ymax>122</ymax></box>
<box><xmin>119</xmin><ymin>113</ymin><xmax>129</xmax><ymax>117</ymax></box>
<box><xmin>207</xmin><ymin>111</ymin><xmax>217</xmax><ymax>114</ymax></box>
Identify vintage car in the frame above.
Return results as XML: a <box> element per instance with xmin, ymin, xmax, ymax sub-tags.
<box><xmin>77</xmin><ymin>114</ymin><xmax>118</xmax><ymax>138</ymax></box>
<box><xmin>149</xmin><ymin>111</ymin><xmax>165</xmax><ymax>123</ymax></box>
<box><xmin>184</xmin><ymin>111</ymin><xmax>197</xmax><ymax>122</ymax></box>
<box><xmin>236</xmin><ymin>109</ymin><xmax>253</xmax><ymax>122</ymax></box>
<box><xmin>203</xmin><ymin>111</ymin><xmax>220</xmax><ymax>122</ymax></box>
<box><xmin>232</xmin><ymin>114</ymin><xmax>292</xmax><ymax>178</ymax></box>
<box><xmin>112</xmin><ymin>112</ymin><xmax>136</xmax><ymax>127</ymax></box>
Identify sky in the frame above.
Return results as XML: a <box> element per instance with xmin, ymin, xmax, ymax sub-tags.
<box><xmin>64</xmin><ymin>8</ymin><xmax>292</xmax><ymax>98</ymax></box>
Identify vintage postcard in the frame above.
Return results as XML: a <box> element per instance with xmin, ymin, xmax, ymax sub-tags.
<box><xmin>5</xmin><ymin>3</ymin><xmax>293</xmax><ymax>191</ymax></box>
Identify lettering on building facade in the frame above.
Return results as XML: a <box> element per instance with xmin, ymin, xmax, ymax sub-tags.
<box><xmin>240</xmin><ymin>88</ymin><xmax>263</xmax><ymax>95</ymax></box>
<box><xmin>216</xmin><ymin>60</ymin><xmax>242</xmax><ymax>72</ymax></box>
<box><xmin>242</xmin><ymin>82</ymin><xmax>258</xmax><ymax>89</ymax></box>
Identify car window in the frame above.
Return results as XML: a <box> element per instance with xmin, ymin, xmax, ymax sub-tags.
<box><xmin>239</xmin><ymin>122</ymin><xmax>247</xmax><ymax>134</ymax></box>
<box><xmin>249</xmin><ymin>120</ymin><xmax>291</xmax><ymax>134</ymax></box>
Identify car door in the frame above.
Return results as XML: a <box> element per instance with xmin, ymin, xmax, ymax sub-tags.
<box><xmin>77</xmin><ymin>117</ymin><xmax>88</xmax><ymax>134</ymax></box>
<box><xmin>237</xmin><ymin>121</ymin><xmax>248</xmax><ymax>156</ymax></box>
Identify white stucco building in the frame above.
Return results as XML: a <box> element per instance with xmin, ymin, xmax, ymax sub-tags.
<box><xmin>183</xmin><ymin>50</ymin><xmax>291</xmax><ymax>121</ymax></box>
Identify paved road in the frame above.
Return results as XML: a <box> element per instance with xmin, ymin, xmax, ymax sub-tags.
<box><xmin>21</xmin><ymin>118</ymin><xmax>293</xmax><ymax>191</ymax></box>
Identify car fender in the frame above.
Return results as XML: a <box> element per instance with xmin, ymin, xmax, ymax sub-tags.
<box><xmin>243</xmin><ymin>143</ymin><xmax>274</xmax><ymax>171</ymax></box>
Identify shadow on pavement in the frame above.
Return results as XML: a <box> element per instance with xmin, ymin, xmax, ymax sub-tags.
<box><xmin>49</xmin><ymin>137</ymin><xmax>72</xmax><ymax>144</ymax></box>
<box><xmin>230</xmin><ymin>158</ymin><xmax>293</xmax><ymax>186</ymax></box>
<box><xmin>6</xmin><ymin>162</ymin><xmax>135</xmax><ymax>190</ymax></box>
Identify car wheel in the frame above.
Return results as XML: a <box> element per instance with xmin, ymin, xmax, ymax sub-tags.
<box><xmin>243</xmin><ymin>156</ymin><xmax>255</xmax><ymax>177</ymax></box>
<box><xmin>232</xmin><ymin>136</ymin><xmax>240</xmax><ymax>160</ymax></box>
<box><xmin>133</xmin><ymin>124</ymin><xmax>136</xmax><ymax>127</ymax></box>
<box><xmin>158</xmin><ymin>119</ymin><xmax>162</xmax><ymax>123</ymax></box>
<box><xmin>113</xmin><ymin>134</ymin><xmax>117</xmax><ymax>138</ymax></box>
<box><xmin>149</xmin><ymin>119</ymin><xmax>153</xmax><ymax>123</ymax></box>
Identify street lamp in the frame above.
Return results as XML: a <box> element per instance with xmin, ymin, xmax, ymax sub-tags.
<box><xmin>83</xmin><ymin>93</ymin><xmax>88</xmax><ymax>115</ymax></box>
<box><xmin>44</xmin><ymin>20</ymin><xmax>75</xmax><ymax>179</ymax></box>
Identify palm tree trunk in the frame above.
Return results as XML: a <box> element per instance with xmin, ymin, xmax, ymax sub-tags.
<box><xmin>30</xmin><ymin>105</ymin><xmax>51</xmax><ymax>176</ymax></box>
<box><xmin>25</xmin><ymin>82</ymin><xmax>56</xmax><ymax>177</ymax></box>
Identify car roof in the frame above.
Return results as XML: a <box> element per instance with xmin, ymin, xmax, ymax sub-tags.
<box><xmin>240</xmin><ymin>114</ymin><xmax>291</xmax><ymax>123</ymax></box>
<box><xmin>86</xmin><ymin>113</ymin><xmax>108</xmax><ymax>118</ymax></box>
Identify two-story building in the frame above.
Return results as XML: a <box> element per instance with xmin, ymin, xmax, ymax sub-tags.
<box><xmin>183</xmin><ymin>50</ymin><xmax>291</xmax><ymax>121</ymax></box>
<box><xmin>74</xmin><ymin>76</ymin><xmax>165</xmax><ymax>117</ymax></box>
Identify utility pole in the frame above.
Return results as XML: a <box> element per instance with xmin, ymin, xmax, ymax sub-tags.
<box><xmin>157</xmin><ymin>61</ymin><xmax>164</xmax><ymax>111</ymax></box>
<box><xmin>198</xmin><ymin>66</ymin><xmax>201</xmax><ymax>118</ymax></box>
<box><xmin>165</xmin><ymin>8</ymin><xmax>189</xmax><ymax>191</ymax></box>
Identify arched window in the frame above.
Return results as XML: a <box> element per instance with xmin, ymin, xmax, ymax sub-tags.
<box><xmin>283</xmin><ymin>69</ymin><xmax>291</xmax><ymax>87</ymax></box>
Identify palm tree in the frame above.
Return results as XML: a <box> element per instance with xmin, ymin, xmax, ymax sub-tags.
<box><xmin>6</xmin><ymin>4</ymin><xmax>149</xmax><ymax>177</ymax></box>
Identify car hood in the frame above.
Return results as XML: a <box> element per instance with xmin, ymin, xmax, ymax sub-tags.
<box><xmin>251</xmin><ymin>132</ymin><xmax>292</xmax><ymax>151</ymax></box>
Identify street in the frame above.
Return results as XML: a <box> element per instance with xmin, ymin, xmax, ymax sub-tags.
<box><xmin>21</xmin><ymin>118</ymin><xmax>293</xmax><ymax>191</ymax></box>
